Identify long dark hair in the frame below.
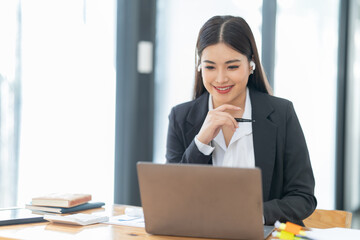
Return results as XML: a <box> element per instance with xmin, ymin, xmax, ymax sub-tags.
<box><xmin>194</xmin><ymin>15</ymin><xmax>271</xmax><ymax>99</ymax></box>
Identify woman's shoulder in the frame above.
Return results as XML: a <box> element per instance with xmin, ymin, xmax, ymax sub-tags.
<box><xmin>249</xmin><ymin>88</ymin><xmax>297</xmax><ymax>122</ymax></box>
<box><xmin>250</xmin><ymin>88</ymin><xmax>293</xmax><ymax>109</ymax></box>
<box><xmin>170</xmin><ymin>99</ymin><xmax>197</xmax><ymax>119</ymax></box>
<box><xmin>268</xmin><ymin>93</ymin><xmax>293</xmax><ymax>109</ymax></box>
<box><xmin>169</xmin><ymin>92</ymin><xmax>209</xmax><ymax>122</ymax></box>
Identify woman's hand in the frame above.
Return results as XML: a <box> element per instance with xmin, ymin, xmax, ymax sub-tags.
<box><xmin>197</xmin><ymin>104</ymin><xmax>241</xmax><ymax>145</ymax></box>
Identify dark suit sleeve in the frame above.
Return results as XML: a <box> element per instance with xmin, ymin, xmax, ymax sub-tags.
<box><xmin>166</xmin><ymin>107</ymin><xmax>212</xmax><ymax>164</ymax></box>
<box><xmin>263</xmin><ymin>102</ymin><xmax>317</xmax><ymax>225</ymax></box>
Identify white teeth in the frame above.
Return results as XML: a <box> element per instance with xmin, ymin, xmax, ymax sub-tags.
<box><xmin>217</xmin><ymin>86</ymin><xmax>231</xmax><ymax>90</ymax></box>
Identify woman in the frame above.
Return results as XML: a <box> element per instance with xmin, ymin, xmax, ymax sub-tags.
<box><xmin>166</xmin><ymin>15</ymin><xmax>316</xmax><ymax>225</ymax></box>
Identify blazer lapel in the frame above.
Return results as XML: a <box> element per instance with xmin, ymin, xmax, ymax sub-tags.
<box><xmin>185</xmin><ymin>92</ymin><xmax>209</xmax><ymax>146</ymax></box>
<box><xmin>250</xmin><ymin>88</ymin><xmax>277</xmax><ymax>201</ymax></box>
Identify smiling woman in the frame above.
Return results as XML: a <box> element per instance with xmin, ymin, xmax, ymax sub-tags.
<box><xmin>166</xmin><ymin>15</ymin><xmax>317</xmax><ymax>226</ymax></box>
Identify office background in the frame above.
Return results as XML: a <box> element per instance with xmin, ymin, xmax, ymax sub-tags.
<box><xmin>0</xmin><ymin>0</ymin><xmax>360</xmax><ymax>228</ymax></box>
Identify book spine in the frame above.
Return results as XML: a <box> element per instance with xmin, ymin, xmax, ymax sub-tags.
<box><xmin>68</xmin><ymin>195</ymin><xmax>92</xmax><ymax>207</ymax></box>
<box><xmin>60</xmin><ymin>202</ymin><xmax>105</xmax><ymax>213</ymax></box>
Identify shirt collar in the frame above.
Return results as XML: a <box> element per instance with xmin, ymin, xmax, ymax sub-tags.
<box><xmin>242</xmin><ymin>88</ymin><xmax>251</xmax><ymax>119</ymax></box>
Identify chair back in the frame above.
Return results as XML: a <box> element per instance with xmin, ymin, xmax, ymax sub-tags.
<box><xmin>303</xmin><ymin>209</ymin><xmax>352</xmax><ymax>229</ymax></box>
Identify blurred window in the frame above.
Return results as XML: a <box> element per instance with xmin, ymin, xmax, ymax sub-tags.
<box><xmin>274</xmin><ymin>0</ymin><xmax>339</xmax><ymax>209</ymax></box>
<box><xmin>16</xmin><ymin>0</ymin><xmax>116</xmax><ymax>205</ymax></box>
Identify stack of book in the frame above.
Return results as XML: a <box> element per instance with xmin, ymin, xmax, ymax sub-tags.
<box><xmin>26</xmin><ymin>193</ymin><xmax>105</xmax><ymax>214</ymax></box>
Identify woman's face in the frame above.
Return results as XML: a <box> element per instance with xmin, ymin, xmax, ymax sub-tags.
<box><xmin>200</xmin><ymin>43</ymin><xmax>252</xmax><ymax>108</ymax></box>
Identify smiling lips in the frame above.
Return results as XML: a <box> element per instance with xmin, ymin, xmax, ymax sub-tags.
<box><xmin>213</xmin><ymin>85</ymin><xmax>234</xmax><ymax>94</ymax></box>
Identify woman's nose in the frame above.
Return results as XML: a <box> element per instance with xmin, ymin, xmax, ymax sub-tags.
<box><xmin>215</xmin><ymin>69</ymin><xmax>229</xmax><ymax>83</ymax></box>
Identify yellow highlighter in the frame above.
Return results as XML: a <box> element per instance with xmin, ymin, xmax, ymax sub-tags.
<box><xmin>275</xmin><ymin>220</ymin><xmax>306</xmax><ymax>236</ymax></box>
<box><xmin>271</xmin><ymin>230</ymin><xmax>304</xmax><ymax>240</ymax></box>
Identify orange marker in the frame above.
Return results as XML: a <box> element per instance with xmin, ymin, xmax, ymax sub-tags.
<box><xmin>275</xmin><ymin>220</ymin><xmax>306</xmax><ymax>235</ymax></box>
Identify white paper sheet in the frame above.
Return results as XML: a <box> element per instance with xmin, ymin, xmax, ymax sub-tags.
<box><xmin>306</xmin><ymin>227</ymin><xmax>360</xmax><ymax>240</ymax></box>
<box><xmin>104</xmin><ymin>214</ymin><xmax>145</xmax><ymax>228</ymax></box>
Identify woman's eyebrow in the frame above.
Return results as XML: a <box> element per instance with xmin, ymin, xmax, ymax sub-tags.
<box><xmin>203</xmin><ymin>60</ymin><xmax>216</xmax><ymax>64</ymax></box>
<box><xmin>202</xmin><ymin>59</ymin><xmax>241</xmax><ymax>64</ymax></box>
<box><xmin>225</xmin><ymin>59</ymin><xmax>241</xmax><ymax>64</ymax></box>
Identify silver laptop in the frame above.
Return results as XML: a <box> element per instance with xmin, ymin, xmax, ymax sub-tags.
<box><xmin>137</xmin><ymin>162</ymin><xmax>272</xmax><ymax>240</ymax></box>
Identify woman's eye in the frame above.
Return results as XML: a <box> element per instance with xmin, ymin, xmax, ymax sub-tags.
<box><xmin>205</xmin><ymin>66</ymin><xmax>215</xmax><ymax>70</ymax></box>
<box><xmin>228</xmin><ymin>65</ymin><xmax>239</xmax><ymax>70</ymax></box>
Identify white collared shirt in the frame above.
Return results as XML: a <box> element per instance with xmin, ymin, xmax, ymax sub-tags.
<box><xmin>195</xmin><ymin>87</ymin><xmax>255</xmax><ymax>168</ymax></box>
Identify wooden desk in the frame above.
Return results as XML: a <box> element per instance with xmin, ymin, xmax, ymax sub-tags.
<box><xmin>0</xmin><ymin>205</ymin><xmax>272</xmax><ymax>240</ymax></box>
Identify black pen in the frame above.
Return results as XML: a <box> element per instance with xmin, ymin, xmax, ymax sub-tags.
<box><xmin>234</xmin><ymin>118</ymin><xmax>255</xmax><ymax>123</ymax></box>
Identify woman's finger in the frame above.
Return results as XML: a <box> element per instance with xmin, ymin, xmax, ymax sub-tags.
<box><xmin>214</xmin><ymin>104</ymin><xmax>241</xmax><ymax>112</ymax></box>
<box><xmin>212</xmin><ymin>111</ymin><xmax>239</xmax><ymax>129</ymax></box>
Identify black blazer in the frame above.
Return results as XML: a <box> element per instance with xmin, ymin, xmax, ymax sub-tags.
<box><xmin>166</xmin><ymin>88</ymin><xmax>317</xmax><ymax>225</ymax></box>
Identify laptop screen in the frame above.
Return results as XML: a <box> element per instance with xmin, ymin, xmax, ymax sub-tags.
<box><xmin>137</xmin><ymin>162</ymin><xmax>265</xmax><ymax>240</ymax></box>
